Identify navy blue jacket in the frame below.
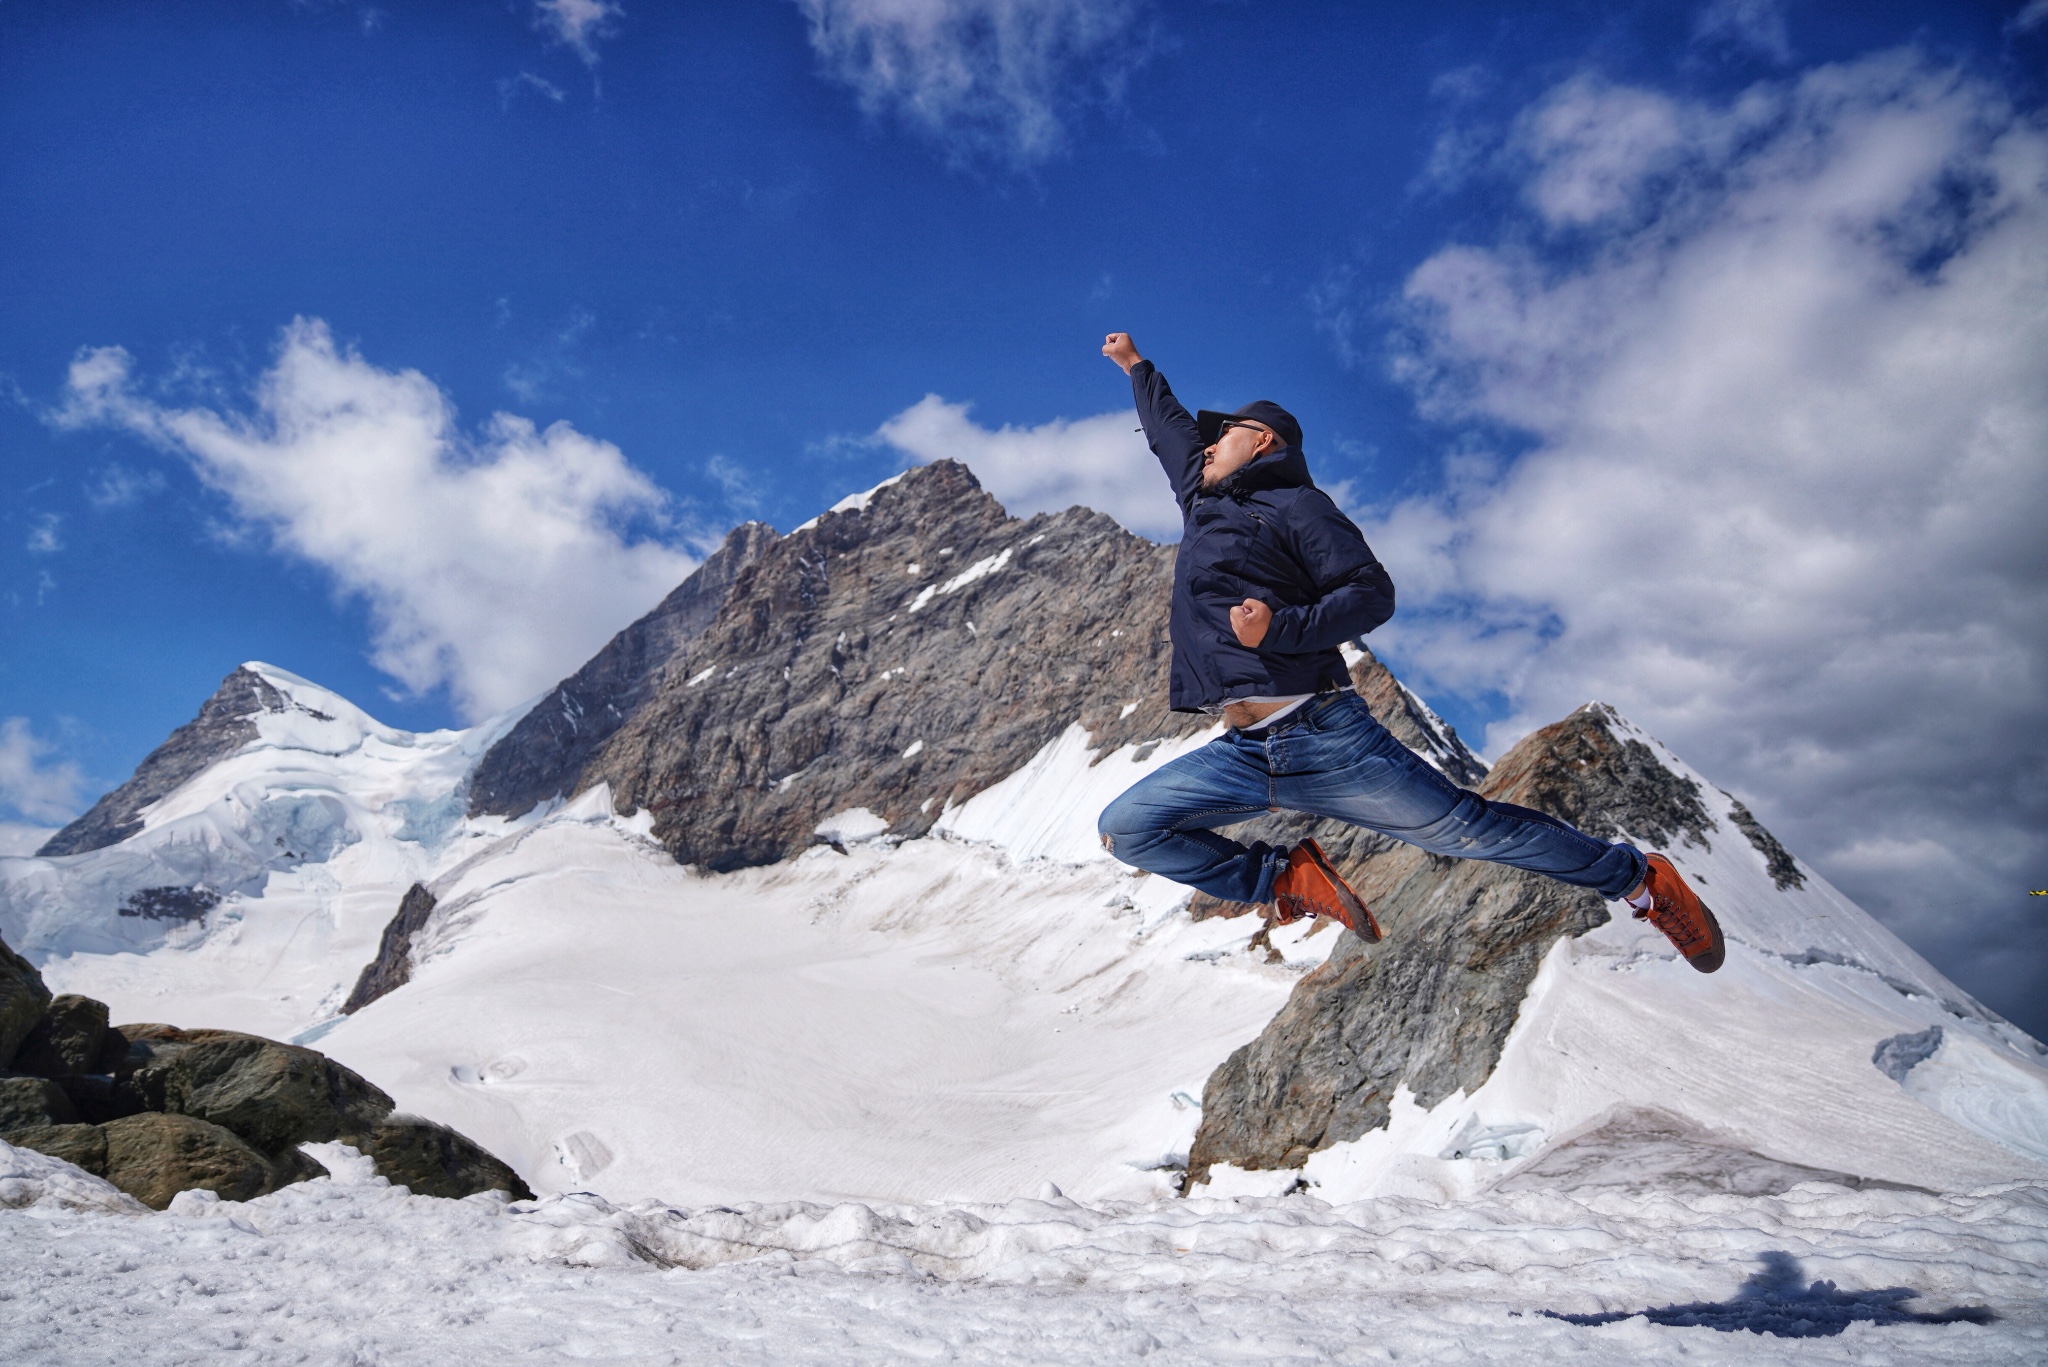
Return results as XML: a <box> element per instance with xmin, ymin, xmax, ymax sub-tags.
<box><xmin>1130</xmin><ymin>359</ymin><xmax>1396</xmax><ymax>713</ymax></box>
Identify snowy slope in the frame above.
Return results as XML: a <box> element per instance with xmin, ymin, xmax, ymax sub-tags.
<box><xmin>0</xmin><ymin>663</ymin><xmax>531</xmax><ymax>1038</ymax></box>
<box><xmin>1200</xmin><ymin>709</ymin><xmax>2048</xmax><ymax>1201</ymax></box>
<box><xmin>6</xmin><ymin>662</ymin><xmax>2045</xmax><ymax>1219</ymax></box>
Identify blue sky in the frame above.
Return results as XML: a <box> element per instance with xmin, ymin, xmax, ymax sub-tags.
<box><xmin>4</xmin><ymin>1</ymin><xmax>2046</xmax><ymax>1031</ymax></box>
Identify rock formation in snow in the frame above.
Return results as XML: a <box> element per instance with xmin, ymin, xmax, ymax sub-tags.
<box><xmin>0</xmin><ymin>931</ymin><xmax>529</xmax><ymax>1208</ymax></box>
<box><xmin>1187</xmin><ymin>703</ymin><xmax>1724</xmax><ymax>1185</ymax></box>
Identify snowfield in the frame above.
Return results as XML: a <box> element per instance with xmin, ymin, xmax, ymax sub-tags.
<box><xmin>3</xmin><ymin>1136</ymin><xmax>2044</xmax><ymax>1363</ymax></box>
<box><xmin>6</xmin><ymin>664</ymin><xmax>2048</xmax><ymax>1361</ymax></box>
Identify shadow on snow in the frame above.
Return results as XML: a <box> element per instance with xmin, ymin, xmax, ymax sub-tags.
<box><xmin>1544</xmin><ymin>1252</ymin><xmax>1997</xmax><ymax>1338</ymax></box>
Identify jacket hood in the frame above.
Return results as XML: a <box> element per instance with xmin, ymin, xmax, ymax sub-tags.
<box><xmin>1208</xmin><ymin>445</ymin><xmax>1315</xmax><ymax>501</ymax></box>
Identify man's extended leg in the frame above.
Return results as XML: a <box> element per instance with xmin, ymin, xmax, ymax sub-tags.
<box><xmin>1096</xmin><ymin>733</ymin><xmax>1288</xmax><ymax>903</ymax></box>
<box><xmin>1266</xmin><ymin>693</ymin><xmax>1646</xmax><ymax>896</ymax></box>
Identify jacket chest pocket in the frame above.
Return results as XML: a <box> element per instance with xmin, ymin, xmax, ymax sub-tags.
<box><xmin>1232</xmin><ymin>511</ymin><xmax>1312</xmax><ymax>598</ymax></box>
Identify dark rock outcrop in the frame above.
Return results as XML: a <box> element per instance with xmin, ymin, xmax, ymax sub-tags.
<box><xmin>342</xmin><ymin>882</ymin><xmax>438</xmax><ymax>1015</ymax></box>
<box><xmin>0</xmin><ymin>1074</ymin><xmax>78</xmax><ymax>1129</ymax></box>
<box><xmin>0</xmin><ymin>929</ymin><xmax>529</xmax><ymax>1206</ymax></box>
<box><xmin>1728</xmin><ymin>799</ymin><xmax>1805</xmax><ymax>890</ymax></box>
<box><xmin>37</xmin><ymin>665</ymin><xmax>300</xmax><ymax>858</ymax></box>
<box><xmin>362</xmin><ymin>1115</ymin><xmax>532</xmax><ymax>1201</ymax></box>
<box><xmin>1186</xmin><ymin>703</ymin><xmax>1715</xmax><ymax>1187</ymax></box>
<box><xmin>11</xmin><ymin>993</ymin><xmax>112</xmax><ymax>1076</ymax></box>
<box><xmin>478</xmin><ymin>461</ymin><xmax>1211</xmax><ymax>871</ymax></box>
<box><xmin>0</xmin><ymin>935</ymin><xmax>51</xmax><ymax>1065</ymax></box>
<box><xmin>469</xmin><ymin>521</ymin><xmax>781</xmax><ymax>820</ymax></box>
<box><xmin>118</xmin><ymin>1026</ymin><xmax>397</xmax><ymax>1156</ymax></box>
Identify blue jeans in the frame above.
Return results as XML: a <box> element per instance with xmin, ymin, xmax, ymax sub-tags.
<box><xmin>1097</xmin><ymin>692</ymin><xmax>1647</xmax><ymax>904</ymax></box>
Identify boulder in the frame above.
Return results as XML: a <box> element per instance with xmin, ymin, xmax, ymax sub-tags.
<box><xmin>362</xmin><ymin>1115</ymin><xmax>535</xmax><ymax>1200</ymax></box>
<box><xmin>11</xmin><ymin>994</ymin><xmax>114</xmax><ymax>1077</ymax></box>
<box><xmin>51</xmin><ymin>1072</ymin><xmax>147</xmax><ymax>1125</ymax></box>
<box><xmin>99</xmin><ymin>1111</ymin><xmax>279</xmax><ymax>1208</ymax></box>
<box><xmin>0</xmin><ymin>936</ymin><xmax>52</xmax><ymax>1067</ymax></box>
<box><xmin>3</xmin><ymin>1122</ymin><xmax>108</xmax><ymax>1176</ymax></box>
<box><xmin>0</xmin><ymin>1074</ymin><xmax>79</xmax><ymax>1130</ymax></box>
<box><xmin>120</xmin><ymin>1027</ymin><xmax>395</xmax><ymax>1157</ymax></box>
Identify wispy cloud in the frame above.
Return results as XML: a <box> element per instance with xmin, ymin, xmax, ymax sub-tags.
<box><xmin>534</xmin><ymin>0</ymin><xmax>621</xmax><ymax>67</ymax></box>
<box><xmin>0</xmin><ymin>717</ymin><xmax>85</xmax><ymax>826</ymax></box>
<box><xmin>85</xmin><ymin>463</ymin><xmax>167</xmax><ymax>509</ymax></box>
<box><xmin>25</xmin><ymin>514</ymin><xmax>62</xmax><ymax>554</ymax></box>
<box><xmin>876</xmin><ymin>393</ymin><xmax>1172</xmax><ymax>538</ymax></box>
<box><xmin>1691</xmin><ymin>0</ymin><xmax>1794</xmax><ymax>64</ymax></box>
<box><xmin>54</xmin><ymin>319</ymin><xmax>698</xmax><ymax>720</ymax></box>
<box><xmin>795</xmin><ymin>0</ymin><xmax>1147</xmax><ymax>169</ymax></box>
<box><xmin>1364</xmin><ymin>51</ymin><xmax>2048</xmax><ymax>1022</ymax></box>
<box><xmin>500</xmin><ymin>71</ymin><xmax>568</xmax><ymax>107</ymax></box>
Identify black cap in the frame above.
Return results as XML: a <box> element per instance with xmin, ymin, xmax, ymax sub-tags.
<box><xmin>1196</xmin><ymin>400</ymin><xmax>1303</xmax><ymax>452</ymax></box>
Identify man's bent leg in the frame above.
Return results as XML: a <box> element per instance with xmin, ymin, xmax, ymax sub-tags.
<box><xmin>1270</xmin><ymin>695</ymin><xmax>1647</xmax><ymax>899</ymax></box>
<box><xmin>1097</xmin><ymin>735</ymin><xmax>1285</xmax><ymax>903</ymax></box>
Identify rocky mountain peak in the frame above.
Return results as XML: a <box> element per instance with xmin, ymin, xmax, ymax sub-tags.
<box><xmin>474</xmin><ymin>459</ymin><xmax>1211</xmax><ymax>870</ymax></box>
<box><xmin>36</xmin><ymin>666</ymin><xmax>300</xmax><ymax>859</ymax></box>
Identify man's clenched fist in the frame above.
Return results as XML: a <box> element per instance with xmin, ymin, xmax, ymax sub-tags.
<box><xmin>1230</xmin><ymin>597</ymin><xmax>1272</xmax><ymax>648</ymax></box>
<box><xmin>1102</xmin><ymin>332</ymin><xmax>1142</xmax><ymax>373</ymax></box>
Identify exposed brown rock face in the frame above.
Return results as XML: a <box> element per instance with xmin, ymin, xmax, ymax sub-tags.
<box><xmin>362</xmin><ymin>1115</ymin><xmax>528</xmax><ymax>1201</ymax></box>
<box><xmin>469</xmin><ymin>521</ymin><xmax>780</xmax><ymax>820</ymax></box>
<box><xmin>1185</xmin><ymin>703</ymin><xmax>1719</xmax><ymax>1188</ymax></box>
<box><xmin>99</xmin><ymin>1111</ymin><xmax>281</xmax><ymax>1208</ymax></box>
<box><xmin>11</xmin><ymin>993</ymin><xmax>113</xmax><ymax>1076</ymax></box>
<box><xmin>342</xmin><ymin>883</ymin><xmax>439</xmax><ymax>1015</ymax></box>
<box><xmin>37</xmin><ymin>665</ymin><xmax>305</xmax><ymax>858</ymax></box>
<box><xmin>476</xmin><ymin>460</ymin><xmax>1211</xmax><ymax>871</ymax></box>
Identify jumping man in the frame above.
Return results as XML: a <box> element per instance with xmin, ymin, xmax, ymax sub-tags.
<box><xmin>1093</xmin><ymin>333</ymin><xmax>1724</xmax><ymax>972</ymax></box>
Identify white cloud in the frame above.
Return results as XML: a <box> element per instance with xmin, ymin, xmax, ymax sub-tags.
<box><xmin>56</xmin><ymin>319</ymin><xmax>698</xmax><ymax>720</ymax></box>
<box><xmin>795</xmin><ymin>0</ymin><xmax>1144</xmax><ymax>168</ymax></box>
<box><xmin>1692</xmin><ymin>0</ymin><xmax>1793</xmax><ymax>64</ymax></box>
<box><xmin>85</xmin><ymin>463</ymin><xmax>167</xmax><ymax>509</ymax></box>
<box><xmin>877</xmin><ymin>393</ymin><xmax>1178</xmax><ymax>539</ymax></box>
<box><xmin>0</xmin><ymin>717</ymin><xmax>85</xmax><ymax>826</ymax></box>
<box><xmin>0</xmin><ymin>823</ymin><xmax>57</xmax><ymax>857</ymax></box>
<box><xmin>1371</xmin><ymin>52</ymin><xmax>2048</xmax><ymax>1021</ymax></box>
<box><xmin>25</xmin><ymin>514</ymin><xmax>62</xmax><ymax>554</ymax></box>
<box><xmin>2018</xmin><ymin>0</ymin><xmax>2048</xmax><ymax>35</ymax></box>
<box><xmin>534</xmin><ymin>0</ymin><xmax>620</xmax><ymax>66</ymax></box>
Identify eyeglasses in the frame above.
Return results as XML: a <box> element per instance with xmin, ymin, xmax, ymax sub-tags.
<box><xmin>1217</xmin><ymin>420</ymin><xmax>1274</xmax><ymax>439</ymax></box>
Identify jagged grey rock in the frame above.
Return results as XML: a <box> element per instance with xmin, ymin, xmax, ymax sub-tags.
<box><xmin>0</xmin><ymin>935</ymin><xmax>50</xmax><ymax>1067</ymax></box>
<box><xmin>10</xmin><ymin>993</ymin><xmax>114</xmax><ymax>1077</ymax></box>
<box><xmin>363</xmin><ymin>1115</ymin><xmax>536</xmax><ymax>1200</ymax></box>
<box><xmin>484</xmin><ymin>461</ymin><xmax>1211</xmax><ymax>871</ymax></box>
<box><xmin>469</xmin><ymin>521</ymin><xmax>781</xmax><ymax>820</ymax></box>
<box><xmin>1187</xmin><ymin>703</ymin><xmax>1718</xmax><ymax>1186</ymax></box>
<box><xmin>1728</xmin><ymin>798</ymin><xmax>1805</xmax><ymax>889</ymax></box>
<box><xmin>37</xmin><ymin>665</ymin><xmax>307</xmax><ymax>857</ymax></box>
<box><xmin>342</xmin><ymin>883</ymin><xmax>438</xmax><ymax>1015</ymax></box>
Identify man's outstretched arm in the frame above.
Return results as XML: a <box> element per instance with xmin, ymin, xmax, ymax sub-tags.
<box><xmin>1103</xmin><ymin>332</ymin><xmax>1205</xmax><ymax>511</ymax></box>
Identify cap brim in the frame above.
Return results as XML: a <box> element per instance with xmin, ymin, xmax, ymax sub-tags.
<box><xmin>1195</xmin><ymin>410</ymin><xmax>1231</xmax><ymax>445</ymax></box>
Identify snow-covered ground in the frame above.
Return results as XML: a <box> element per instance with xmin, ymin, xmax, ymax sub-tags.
<box><xmin>6</xmin><ymin>664</ymin><xmax>2048</xmax><ymax>1361</ymax></box>
<box><xmin>4</xmin><ymin>1136</ymin><xmax>2043</xmax><ymax>1364</ymax></box>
